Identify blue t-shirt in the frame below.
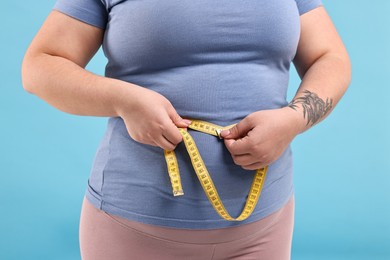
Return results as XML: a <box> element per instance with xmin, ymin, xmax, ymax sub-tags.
<box><xmin>53</xmin><ymin>0</ymin><xmax>322</xmax><ymax>229</ymax></box>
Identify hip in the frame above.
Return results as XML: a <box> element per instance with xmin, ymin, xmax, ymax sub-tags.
<box><xmin>79</xmin><ymin>194</ymin><xmax>295</xmax><ymax>260</ymax></box>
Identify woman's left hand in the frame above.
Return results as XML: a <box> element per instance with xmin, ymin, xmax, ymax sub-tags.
<box><xmin>219</xmin><ymin>107</ymin><xmax>304</xmax><ymax>170</ymax></box>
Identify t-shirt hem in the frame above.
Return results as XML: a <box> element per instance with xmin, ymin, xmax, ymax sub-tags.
<box><xmin>84</xmin><ymin>184</ymin><xmax>294</xmax><ymax>230</ymax></box>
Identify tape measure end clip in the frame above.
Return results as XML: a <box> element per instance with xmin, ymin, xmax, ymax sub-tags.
<box><xmin>215</xmin><ymin>129</ymin><xmax>223</xmax><ymax>139</ymax></box>
<box><xmin>173</xmin><ymin>190</ymin><xmax>184</xmax><ymax>197</ymax></box>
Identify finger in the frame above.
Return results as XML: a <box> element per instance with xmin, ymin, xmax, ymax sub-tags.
<box><xmin>231</xmin><ymin>154</ymin><xmax>257</xmax><ymax>166</ymax></box>
<box><xmin>242</xmin><ymin>162</ymin><xmax>267</xmax><ymax>171</ymax></box>
<box><xmin>155</xmin><ymin>135</ymin><xmax>177</xmax><ymax>151</ymax></box>
<box><xmin>224</xmin><ymin>137</ymin><xmax>252</xmax><ymax>155</ymax></box>
<box><xmin>168</xmin><ymin>108</ymin><xmax>191</xmax><ymax>128</ymax></box>
<box><xmin>163</xmin><ymin>122</ymin><xmax>184</xmax><ymax>145</ymax></box>
<box><xmin>220</xmin><ymin>117</ymin><xmax>253</xmax><ymax>139</ymax></box>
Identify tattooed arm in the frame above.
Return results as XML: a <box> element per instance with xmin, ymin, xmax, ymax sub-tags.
<box><xmin>220</xmin><ymin>6</ymin><xmax>351</xmax><ymax>170</ymax></box>
<box><xmin>288</xmin><ymin>90</ymin><xmax>333</xmax><ymax>127</ymax></box>
<box><xmin>288</xmin><ymin>7</ymin><xmax>351</xmax><ymax>132</ymax></box>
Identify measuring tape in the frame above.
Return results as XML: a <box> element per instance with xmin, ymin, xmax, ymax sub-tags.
<box><xmin>164</xmin><ymin>119</ymin><xmax>268</xmax><ymax>221</ymax></box>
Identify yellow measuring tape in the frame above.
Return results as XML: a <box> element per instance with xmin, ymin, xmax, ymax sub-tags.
<box><xmin>164</xmin><ymin>119</ymin><xmax>268</xmax><ymax>221</ymax></box>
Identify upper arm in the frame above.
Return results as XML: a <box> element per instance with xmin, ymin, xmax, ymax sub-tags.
<box><xmin>24</xmin><ymin>10</ymin><xmax>104</xmax><ymax>68</ymax></box>
<box><xmin>293</xmin><ymin>6</ymin><xmax>350</xmax><ymax>78</ymax></box>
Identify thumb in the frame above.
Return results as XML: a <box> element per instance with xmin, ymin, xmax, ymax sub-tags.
<box><xmin>220</xmin><ymin>118</ymin><xmax>253</xmax><ymax>139</ymax></box>
<box><xmin>169</xmin><ymin>109</ymin><xmax>192</xmax><ymax>127</ymax></box>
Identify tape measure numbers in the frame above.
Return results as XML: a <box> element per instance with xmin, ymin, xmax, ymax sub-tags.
<box><xmin>164</xmin><ymin>120</ymin><xmax>268</xmax><ymax>221</ymax></box>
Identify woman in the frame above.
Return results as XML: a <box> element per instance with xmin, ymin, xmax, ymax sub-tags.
<box><xmin>22</xmin><ymin>0</ymin><xmax>351</xmax><ymax>259</ymax></box>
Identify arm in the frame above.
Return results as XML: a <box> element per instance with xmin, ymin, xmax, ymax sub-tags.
<box><xmin>220</xmin><ymin>7</ymin><xmax>351</xmax><ymax>170</ymax></box>
<box><xmin>22</xmin><ymin>11</ymin><xmax>190</xmax><ymax>150</ymax></box>
<box><xmin>289</xmin><ymin>6</ymin><xmax>351</xmax><ymax>132</ymax></box>
<box><xmin>22</xmin><ymin>11</ymin><xmax>120</xmax><ymax>117</ymax></box>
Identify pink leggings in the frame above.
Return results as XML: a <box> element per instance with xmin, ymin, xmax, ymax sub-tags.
<box><xmin>79</xmin><ymin>195</ymin><xmax>294</xmax><ymax>260</ymax></box>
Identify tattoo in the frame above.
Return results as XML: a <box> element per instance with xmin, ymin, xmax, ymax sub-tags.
<box><xmin>288</xmin><ymin>90</ymin><xmax>333</xmax><ymax>126</ymax></box>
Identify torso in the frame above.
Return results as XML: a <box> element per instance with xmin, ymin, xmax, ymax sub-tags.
<box><xmin>86</xmin><ymin>0</ymin><xmax>300</xmax><ymax>229</ymax></box>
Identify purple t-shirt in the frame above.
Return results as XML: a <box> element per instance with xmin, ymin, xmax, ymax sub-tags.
<box><xmin>53</xmin><ymin>0</ymin><xmax>322</xmax><ymax>229</ymax></box>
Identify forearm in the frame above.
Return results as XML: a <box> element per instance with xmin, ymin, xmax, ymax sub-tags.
<box><xmin>22</xmin><ymin>52</ymin><xmax>139</xmax><ymax>117</ymax></box>
<box><xmin>286</xmin><ymin>53</ymin><xmax>351</xmax><ymax>135</ymax></box>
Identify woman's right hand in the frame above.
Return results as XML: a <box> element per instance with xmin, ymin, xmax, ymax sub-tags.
<box><xmin>116</xmin><ymin>85</ymin><xmax>191</xmax><ymax>151</ymax></box>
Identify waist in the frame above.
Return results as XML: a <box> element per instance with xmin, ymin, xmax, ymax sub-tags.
<box><xmin>87</xmin><ymin>117</ymin><xmax>294</xmax><ymax>228</ymax></box>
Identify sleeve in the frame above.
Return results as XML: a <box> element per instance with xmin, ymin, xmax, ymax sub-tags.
<box><xmin>53</xmin><ymin>0</ymin><xmax>108</xmax><ymax>29</ymax></box>
<box><xmin>294</xmin><ymin>0</ymin><xmax>323</xmax><ymax>16</ymax></box>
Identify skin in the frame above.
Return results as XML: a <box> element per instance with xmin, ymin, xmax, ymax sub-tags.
<box><xmin>22</xmin><ymin>7</ymin><xmax>351</xmax><ymax>170</ymax></box>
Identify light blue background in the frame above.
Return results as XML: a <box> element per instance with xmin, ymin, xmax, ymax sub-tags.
<box><xmin>1</xmin><ymin>1</ymin><xmax>389</xmax><ymax>259</ymax></box>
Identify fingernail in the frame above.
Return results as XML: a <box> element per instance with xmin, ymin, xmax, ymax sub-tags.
<box><xmin>220</xmin><ymin>130</ymin><xmax>230</xmax><ymax>137</ymax></box>
<box><xmin>183</xmin><ymin>119</ymin><xmax>192</xmax><ymax>125</ymax></box>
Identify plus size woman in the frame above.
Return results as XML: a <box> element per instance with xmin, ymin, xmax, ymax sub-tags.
<box><xmin>22</xmin><ymin>0</ymin><xmax>351</xmax><ymax>259</ymax></box>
